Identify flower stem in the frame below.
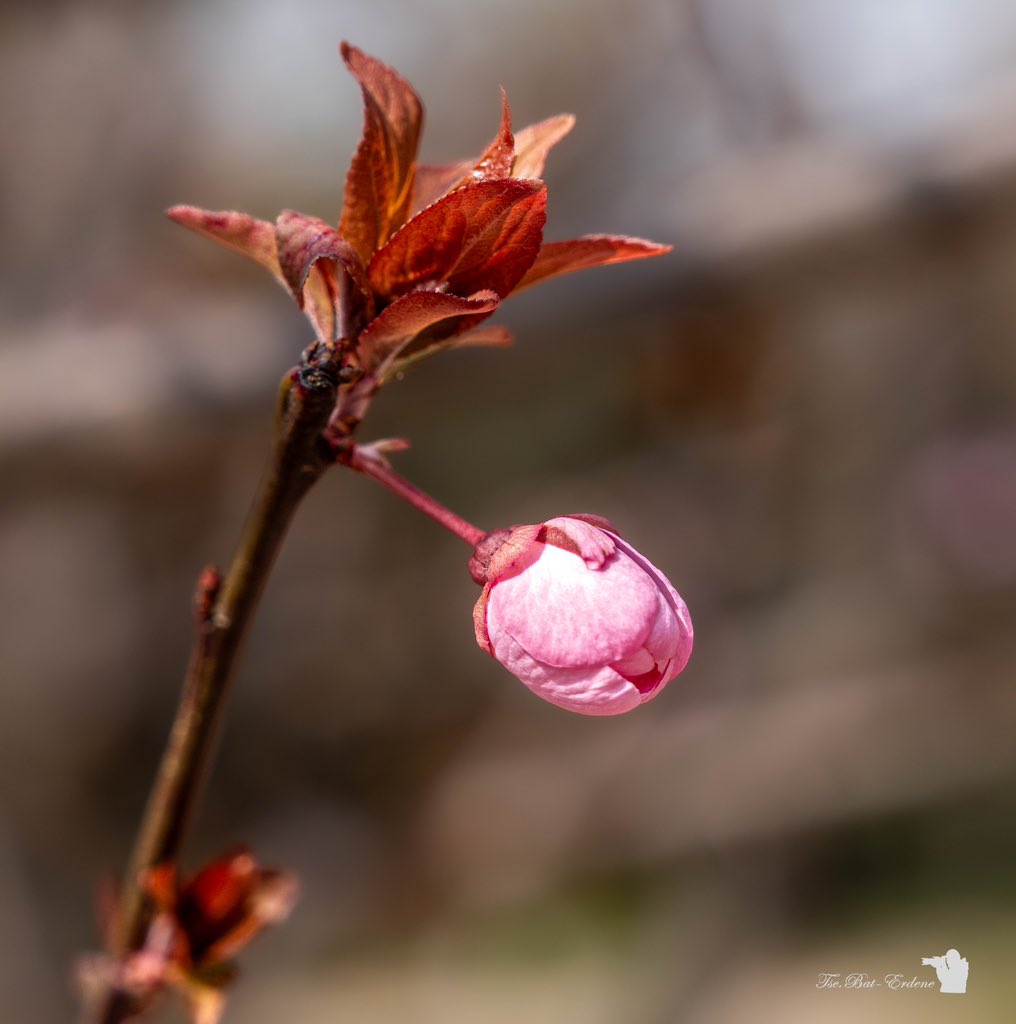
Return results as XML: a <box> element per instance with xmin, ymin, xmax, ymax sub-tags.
<box><xmin>342</xmin><ymin>443</ymin><xmax>485</xmax><ymax>546</ymax></box>
<box><xmin>96</xmin><ymin>357</ymin><xmax>340</xmax><ymax>1024</ymax></box>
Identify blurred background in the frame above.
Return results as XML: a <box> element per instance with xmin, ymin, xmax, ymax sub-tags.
<box><xmin>3</xmin><ymin>0</ymin><xmax>1016</xmax><ymax>1021</ymax></box>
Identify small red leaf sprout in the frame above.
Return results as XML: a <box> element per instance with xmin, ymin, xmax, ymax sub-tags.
<box><xmin>81</xmin><ymin>850</ymin><xmax>297</xmax><ymax>1024</ymax></box>
<box><xmin>168</xmin><ymin>42</ymin><xmax>671</xmax><ymax>443</ymax></box>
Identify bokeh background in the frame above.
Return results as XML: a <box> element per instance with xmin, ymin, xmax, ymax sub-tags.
<box><xmin>3</xmin><ymin>1</ymin><xmax>1016</xmax><ymax>1021</ymax></box>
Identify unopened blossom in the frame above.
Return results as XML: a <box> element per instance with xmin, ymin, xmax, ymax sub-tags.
<box><xmin>470</xmin><ymin>515</ymin><xmax>693</xmax><ymax>715</ymax></box>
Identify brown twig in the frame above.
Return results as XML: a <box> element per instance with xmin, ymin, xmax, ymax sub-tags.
<box><xmin>95</xmin><ymin>353</ymin><xmax>340</xmax><ymax>1023</ymax></box>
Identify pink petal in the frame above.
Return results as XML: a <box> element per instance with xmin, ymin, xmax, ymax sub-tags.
<box><xmin>612</xmin><ymin>647</ymin><xmax>656</xmax><ymax>676</ymax></box>
<box><xmin>487</xmin><ymin>542</ymin><xmax>658</xmax><ymax>668</ymax></box>
<box><xmin>542</xmin><ymin>515</ymin><xmax>616</xmax><ymax>567</ymax></box>
<box><xmin>609</xmin><ymin>532</ymin><xmax>693</xmax><ymax>681</ymax></box>
<box><xmin>488</xmin><ymin>622</ymin><xmax>643</xmax><ymax>716</ymax></box>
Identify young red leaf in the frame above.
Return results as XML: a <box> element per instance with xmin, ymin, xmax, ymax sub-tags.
<box><xmin>368</xmin><ymin>178</ymin><xmax>546</xmax><ymax>300</ymax></box>
<box><xmin>180</xmin><ymin>853</ymin><xmax>257</xmax><ymax>938</ymax></box>
<box><xmin>357</xmin><ymin>289</ymin><xmax>500</xmax><ymax>372</ymax></box>
<box><xmin>411</xmin><ymin>91</ymin><xmax>515</xmax><ymax>212</ymax></box>
<box><xmin>274</xmin><ymin>210</ymin><xmax>376</xmax><ymax>335</ymax></box>
<box><xmin>444</xmin><ymin>89</ymin><xmax>517</xmax><ymax>194</ymax></box>
<box><xmin>445</xmin><ymin>184</ymin><xmax>547</xmax><ymax>298</ymax></box>
<box><xmin>167</xmin><ymin>205</ymin><xmax>337</xmax><ymax>341</ymax></box>
<box><xmin>464</xmin><ymin>88</ymin><xmax>515</xmax><ymax>184</ymax></box>
<box><xmin>201</xmin><ymin>872</ymin><xmax>297</xmax><ymax>965</ymax></box>
<box><xmin>389</xmin><ymin>322</ymin><xmax>513</xmax><ymax>377</ymax></box>
<box><xmin>440</xmin><ymin>323</ymin><xmax>513</xmax><ymax>348</ymax></box>
<box><xmin>511</xmin><ymin>114</ymin><xmax>575</xmax><ymax>179</ymax></box>
<box><xmin>412</xmin><ymin>161</ymin><xmax>474</xmax><ymax>212</ymax></box>
<box><xmin>339</xmin><ymin>42</ymin><xmax>423</xmax><ymax>264</ymax></box>
<box><xmin>514</xmin><ymin>234</ymin><xmax>672</xmax><ymax>293</ymax></box>
<box><xmin>275</xmin><ymin>211</ymin><xmax>365</xmax><ymax>300</ymax></box>
<box><xmin>167</xmin><ymin>206</ymin><xmax>280</xmax><ymax>275</ymax></box>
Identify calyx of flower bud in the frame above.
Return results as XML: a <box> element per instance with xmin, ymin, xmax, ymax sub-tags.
<box><xmin>472</xmin><ymin>515</ymin><xmax>692</xmax><ymax>715</ymax></box>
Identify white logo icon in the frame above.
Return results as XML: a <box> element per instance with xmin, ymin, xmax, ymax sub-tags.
<box><xmin>921</xmin><ymin>949</ymin><xmax>968</xmax><ymax>993</ymax></box>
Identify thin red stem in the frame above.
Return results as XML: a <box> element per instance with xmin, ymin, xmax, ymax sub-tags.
<box><xmin>344</xmin><ymin>445</ymin><xmax>485</xmax><ymax>547</ymax></box>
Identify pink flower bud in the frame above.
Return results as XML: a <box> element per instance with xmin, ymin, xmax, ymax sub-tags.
<box><xmin>471</xmin><ymin>515</ymin><xmax>693</xmax><ymax>715</ymax></box>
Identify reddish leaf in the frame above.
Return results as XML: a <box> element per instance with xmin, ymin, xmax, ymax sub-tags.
<box><xmin>445</xmin><ymin>89</ymin><xmax>516</xmax><ymax>194</ymax></box>
<box><xmin>358</xmin><ymin>289</ymin><xmax>500</xmax><ymax>371</ymax></box>
<box><xmin>167</xmin><ymin>205</ymin><xmax>337</xmax><ymax>341</ymax></box>
<box><xmin>275</xmin><ymin>211</ymin><xmax>364</xmax><ymax>299</ymax></box>
<box><xmin>167</xmin><ymin>206</ymin><xmax>279</xmax><ymax>274</ymax></box>
<box><xmin>368</xmin><ymin>179</ymin><xmax>546</xmax><ymax>300</ymax></box>
<box><xmin>466</xmin><ymin>88</ymin><xmax>515</xmax><ymax>184</ymax></box>
<box><xmin>514</xmin><ymin>234</ymin><xmax>672</xmax><ymax>293</ymax></box>
<box><xmin>202</xmin><ymin>873</ymin><xmax>297</xmax><ymax>965</ymax></box>
<box><xmin>446</xmin><ymin>185</ymin><xmax>546</xmax><ymax>297</ymax></box>
<box><xmin>412</xmin><ymin>161</ymin><xmax>473</xmax><ymax>212</ymax></box>
<box><xmin>390</xmin><ymin>322</ymin><xmax>513</xmax><ymax>376</ymax></box>
<box><xmin>338</xmin><ymin>42</ymin><xmax>423</xmax><ymax>264</ymax></box>
<box><xmin>511</xmin><ymin>114</ymin><xmax>575</xmax><ymax>179</ymax></box>
<box><xmin>276</xmin><ymin>210</ymin><xmax>374</xmax><ymax>337</ymax></box>
<box><xmin>411</xmin><ymin>92</ymin><xmax>515</xmax><ymax>211</ymax></box>
<box><xmin>181</xmin><ymin>852</ymin><xmax>257</xmax><ymax>936</ymax></box>
<box><xmin>440</xmin><ymin>322</ymin><xmax>512</xmax><ymax>348</ymax></box>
